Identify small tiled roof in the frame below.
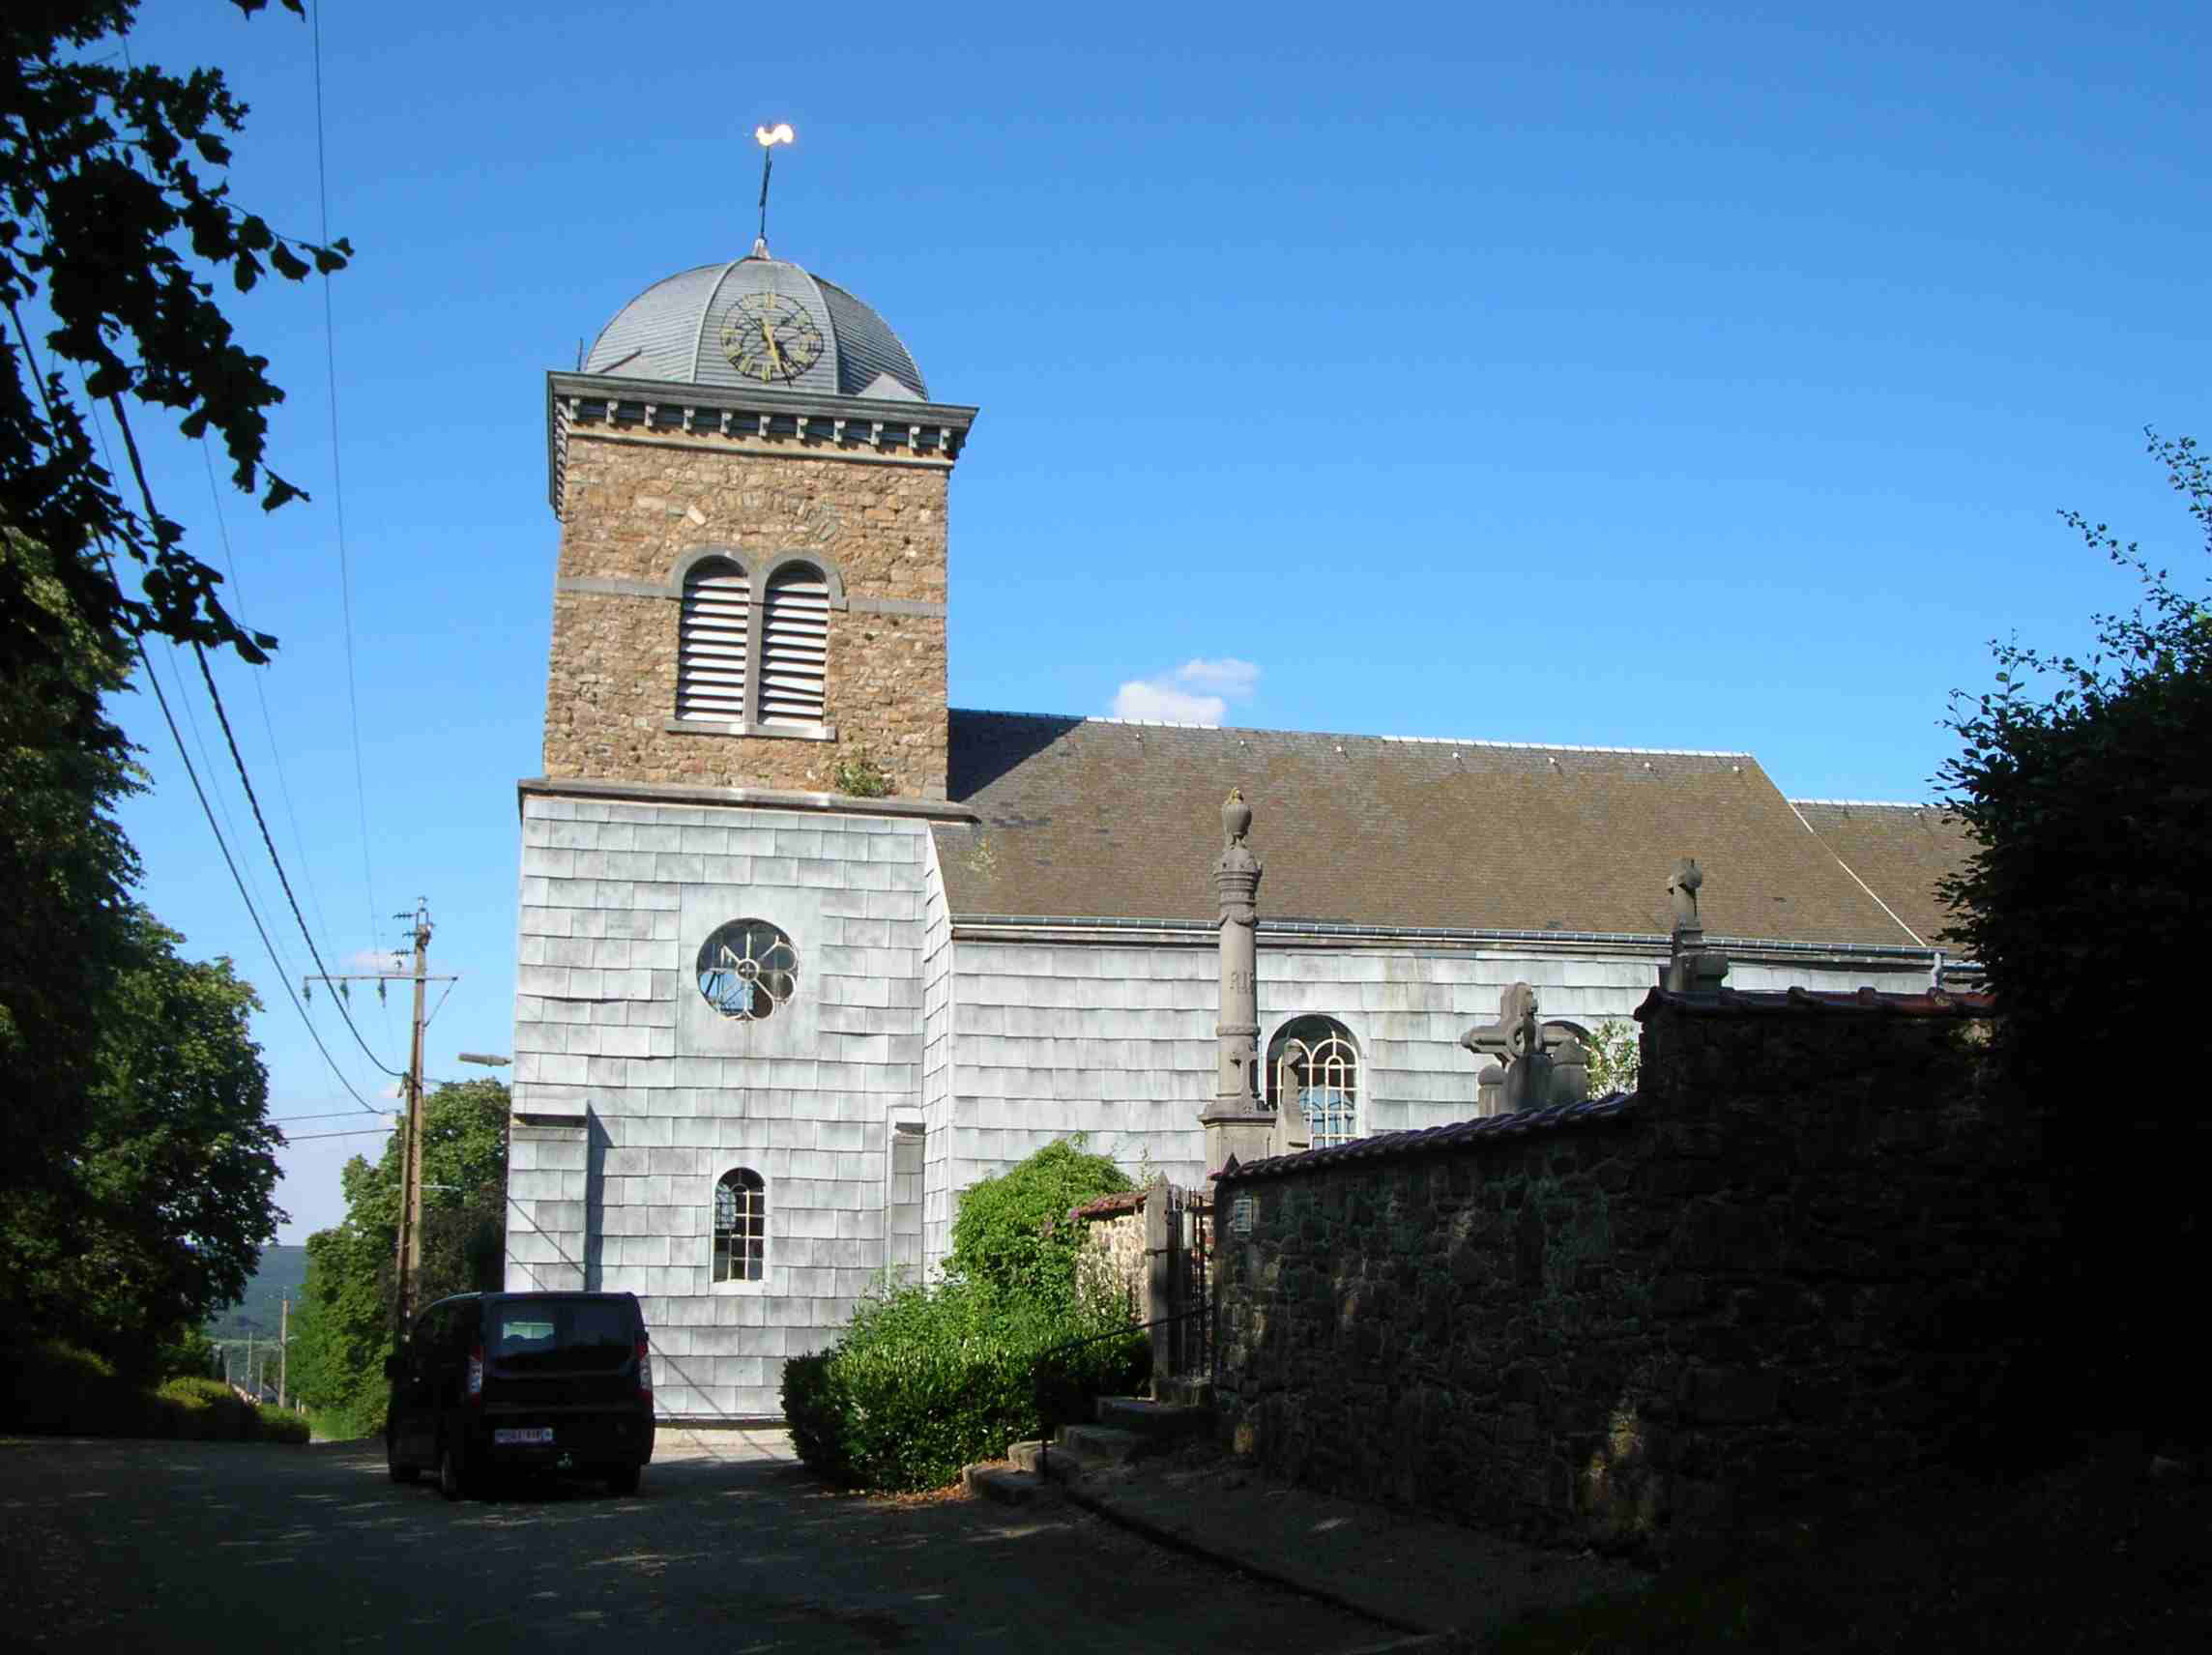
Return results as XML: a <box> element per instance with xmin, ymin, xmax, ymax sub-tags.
<box><xmin>935</xmin><ymin>712</ymin><xmax>1925</xmax><ymax>949</ymax></box>
<box><xmin>1217</xmin><ymin>1093</ymin><xmax>1640</xmax><ymax>1183</ymax></box>
<box><xmin>1064</xmin><ymin>1190</ymin><xmax>1150</xmax><ymax>1224</ymax></box>
<box><xmin>1789</xmin><ymin>800</ymin><xmax>1977</xmax><ymax>949</ymax></box>
<box><xmin>1634</xmin><ymin>985</ymin><xmax>1996</xmax><ymax>1018</ymax></box>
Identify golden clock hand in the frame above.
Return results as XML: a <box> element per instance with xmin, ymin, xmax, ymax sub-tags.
<box><xmin>759</xmin><ymin>314</ymin><xmax>784</xmax><ymax>375</ymax></box>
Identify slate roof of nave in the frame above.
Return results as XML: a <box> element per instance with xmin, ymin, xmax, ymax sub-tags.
<box><xmin>1786</xmin><ymin>800</ymin><xmax>1976</xmax><ymax>950</ymax></box>
<box><xmin>934</xmin><ymin>712</ymin><xmax>1933</xmax><ymax>950</ymax></box>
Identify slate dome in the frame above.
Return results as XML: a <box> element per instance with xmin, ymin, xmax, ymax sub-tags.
<box><xmin>581</xmin><ymin>242</ymin><xmax>928</xmax><ymax>401</ymax></box>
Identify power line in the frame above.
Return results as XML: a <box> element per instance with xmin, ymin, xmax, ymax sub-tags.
<box><xmin>198</xmin><ymin>436</ymin><xmax>337</xmax><ymax>966</ymax></box>
<box><xmin>78</xmin><ymin>394</ymin><xmax>290</xmax><ymax>980</ymax></box>
<box><xmin>187</xmin><ymin>636</ymin><xmax>404</xmax><ymax>1077</ymax></box>
<box><xmin>306</xmin><ymin>0</ymin><xmax>386</xmax><ymax>1044</ymax></box>
<box><xmin>284</xmin><ymin>1126</ymin><xmax>395</xmax><ymax>1141</ymax></box>
<box><xmin>269</xmin><ymin>1109</ymin><xmax>397</xmax><ymax>1123</ymax></box>
<box><xmin>137</xmin><ymin>649</ymin><xmax>385</xmax><ymax>1115</ymax></box>
<box><xmin>95</xmin><ymin>385</ymin><xmax>406</xmax><ymax>1084</ymax></box>
<box><xmin>0</xmin><ymin>297</ymin><xmax>383</xmax><ymax>1118</ymax></box>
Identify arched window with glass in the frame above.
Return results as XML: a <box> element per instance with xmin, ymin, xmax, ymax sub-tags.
<box><xmin>1266</xmin><ymin>1016</ymin><xmax>1360</xmax><ymax>1148</ymax></box>
<box><xmin>713</xmin><ymin>1168</ymin><xmax>767</xmax><ymax>1284</ymax></box>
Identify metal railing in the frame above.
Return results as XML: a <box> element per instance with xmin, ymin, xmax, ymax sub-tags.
<box><xmin>1028</xmin><ymin>1308</ymin><xmax>1204</xmax><ymax>1484</ymax></box>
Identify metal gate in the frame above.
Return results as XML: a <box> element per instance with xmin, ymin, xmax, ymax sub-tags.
<box><xmin>1163</xmin><ymin>1184</ymin><xmax>1213</xmax><ymax>1379</ymax></box>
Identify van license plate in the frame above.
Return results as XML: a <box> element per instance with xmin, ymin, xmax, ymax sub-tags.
<box><xmin>494</xmin><ymin>1428</ymin><xmax>554</xmax><ymax>1445</ymax></box>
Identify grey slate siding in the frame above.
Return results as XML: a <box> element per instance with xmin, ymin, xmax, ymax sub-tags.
<box><xmin>918</xmin><ymin>833</ymin><xmax>957</xmax><ymax>1263</ymax></box>
<box><xmin>943</xmin><ymin>940</ymin><xmax>1933</xmax><ymax>1176</ymax></box>
<box><xmin>504</xmin><ymin>793</ymin><xmax>931</xmax><ymax>1420</ymax></box>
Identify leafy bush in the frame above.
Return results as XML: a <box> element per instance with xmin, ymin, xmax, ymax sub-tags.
<box><xmin>831</xmin><ymin>745</ymin><xmax>894</xmax><ymax>798</ymax></box>
<box><xmin>256</xmin><ymin>1404</ymin><xmax>310</xmax><ymax>1443</ymax></box>
<box><xmin>946</xmin><ymin>1135</ymin><xmax>1133</xmax><ymax>1306</ymax></box>
<box><xmin>782</xmin><ymin>1279</ymin><xmax>1144</xmax><ymax>1492</ymax></box>
<box><xmin>2</xmin><ymin>1340</ymin><xmax>306</xmax><ymax>1442</ymax></box>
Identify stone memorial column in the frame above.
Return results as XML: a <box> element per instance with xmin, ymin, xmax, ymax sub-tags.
<box><xmin>1202</xmin><ymin>789</ymin><xmax>1277</xmax><ymax>1176</ymax></box>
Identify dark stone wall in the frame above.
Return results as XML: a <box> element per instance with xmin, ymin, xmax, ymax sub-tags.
<box><xmin>1212</xmin><ymin>995</ymin><xmax>2058</xmax><ymax>1557</ymax></box>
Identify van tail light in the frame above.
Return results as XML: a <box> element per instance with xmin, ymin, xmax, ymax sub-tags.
<box><xmin>635</xmin><ymin>1339</ymin><xmax>653</xmax><ymax>1398</ymax></box>
<box><xmin>466</xmin><ymin>1347</ymin><xmax>484</xmax><ymax>1403</ymax></box>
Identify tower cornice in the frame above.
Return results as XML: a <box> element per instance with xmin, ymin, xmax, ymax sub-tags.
<box><xmin>546</xmin><ymin>370</ymin><xmax>980</xmax><ymax>518</ymax></box>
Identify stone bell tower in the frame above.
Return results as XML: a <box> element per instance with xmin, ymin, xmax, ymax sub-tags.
<box><xmin>538</xmin><ymin>239</ymin><xmax>979</xmax><ymax>801</ymax></box>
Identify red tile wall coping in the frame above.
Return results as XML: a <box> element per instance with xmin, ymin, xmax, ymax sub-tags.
<box><xmin>1064</xmin><ymin>1189</ymin><xmax>1151</xmax><ymax>1224</ymax></box>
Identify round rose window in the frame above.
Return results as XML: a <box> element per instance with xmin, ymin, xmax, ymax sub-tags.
<box><xmin>696</xmin><ymin>919</ymin><xmax>798</xmax><ymax>1021</ymax></box>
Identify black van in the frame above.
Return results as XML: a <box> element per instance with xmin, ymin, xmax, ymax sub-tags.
<box><xmin>385</xmin><ymin>1292</ymin><xmax>655</xmax><ymax>1498</ymax></box>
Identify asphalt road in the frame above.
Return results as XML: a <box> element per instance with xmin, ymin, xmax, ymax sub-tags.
<box><xmin>0</xmin><ymin>1430</ymin><xmax>1390</xmax><ymax>1654</ymax></box>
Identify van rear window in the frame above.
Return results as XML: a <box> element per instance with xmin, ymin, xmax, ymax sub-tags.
<box><xmin>490</xmin><ymin>1301</ymin><xmax>634</xmax><ymax>1371</ymax></box>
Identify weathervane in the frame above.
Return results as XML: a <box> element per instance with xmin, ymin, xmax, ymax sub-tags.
<box><xmin>754</xmin><ymin>123</ymin><xmax>794</xmax><ymax>251</ymax></box>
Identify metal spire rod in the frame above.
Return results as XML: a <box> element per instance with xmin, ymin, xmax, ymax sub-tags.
<box><xmin>754</xmin><ymin>123</ymin><xmax>794</xmax><ymax>247</ymax></box>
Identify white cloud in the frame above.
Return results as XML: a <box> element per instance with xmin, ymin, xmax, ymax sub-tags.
<box><xmin>346</xmin><ymin>948</ymin><xmax>407</xmax><ymax>971</ymax></box>
<box><xmin>1172</xmin><ymin>657</ymin><xmax>1261</xmax><ymax>697</ymax></box>
<box><xmin>1110</xmin><ymin>658</ymin><xmax>1261</xmax><ymax>726</ymax></box>
<box><xmin>1113</xmin><ymin>681</ymin><xmax>1230</xmax><ymax>723</ymax></box>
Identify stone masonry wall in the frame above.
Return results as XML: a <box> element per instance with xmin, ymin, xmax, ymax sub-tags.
<box><xmin>544</xmin><ymin>427</ymin><xmax>951</xmax><ymax>798</ymax></box>
<box><xmin>1213</xmin><ymin>993</ymin><xmax>2058</xmax><ymax>1559</ymax></box>
<box><xmin>1072</xmin><ymin>1195</ymin><xmax>1151</xmax><ymax>1322</ymax></box>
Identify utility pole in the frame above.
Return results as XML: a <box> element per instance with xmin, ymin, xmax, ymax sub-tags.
<box><xmin>305</xmin><ymin>898</ymin><xmax>456</xmax><ymax>1336</ymax></box>
<box><xmin>278</xmin><ymin>1296</ymin><xmax>289</xmax><ymax>1409</ymax></box>
<box><xmin>246</xmin><ymin>1332</ymin><xmax>255</xmax><ymax>1398</ymax></box>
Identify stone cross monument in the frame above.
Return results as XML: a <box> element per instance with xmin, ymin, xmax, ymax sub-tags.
<box><xmin>1202</xmin><ymin>789</ymin><xmax>1280</xmax><ymax>1176</ymax></box>
<box><xmin>1462</xmin><ymin>982</ymin><xmax>1552</xmax><ymax>1114</ymax></box>
<box><xmin>1662</xmin><ymin>857</ymin><xmax>1731</xmax><ymax>993</ymax></box>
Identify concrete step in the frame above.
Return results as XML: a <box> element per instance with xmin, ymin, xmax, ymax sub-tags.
<box><xmin>1056</xmin><ymin>1424</ymin><xmax>1147</xmax><ymax>1466</ymax></box>
<box><xmin>1153</xmin><ymin>1376</ymin><xmax>1214</xmax><ymax>1409</ymax></box>
<box><xmin>1008</xmin><ymin>1434</ymin><xmax>1120</xmax><ymax>1484</ymax></box>
<box><xmin>1096</xmin><ymin>1395</ymin><xmax>1211</xmax><ymax>1441</ymax></box>
<box><xmin>962</xmin><ymin>1464</ymin><xmax>1044</xmax><ymax>1506</ymax></box>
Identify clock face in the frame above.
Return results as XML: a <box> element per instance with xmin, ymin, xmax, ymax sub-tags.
<box><xmin>720</xmin><ymin>292</ymin><xmax>826</xmax><ymax>384</ymax></box>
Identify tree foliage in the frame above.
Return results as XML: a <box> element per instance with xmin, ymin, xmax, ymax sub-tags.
<box><xmin>0</xmin><ymin>525</ymin><xmax>141</xmax><ymax>1212</ymax></box>
<box><xmin>2</xmin><ymin>907</ymin><xmax>281</xmax><ymax>1374</ymax></box>
<box><xmin>1583</xmin><ymin>1018</ymin><xmax>1642</xmax><ymax>1096</ymax></box>
<box><xmin>945</xmin><ymin>1135</ymin><xmax>1134</xmax><ymax>1308</ymax></box>
<box><xmin>286</xmin><ymin>1080</ymin><xmax>510</xmax><ymax>1437</ymax></box>
<box><xmin>2</xmin><ymin>3</ymin><xmax>349</xmax><ymax>1364</ymax></box>
<box><xmin>1939</xmin><ymin>431</ymin><xmax>2211</xmax><ymax>1041</ymax></box>
<box><xmin>2</xmin><ymin>0</ymin><xmax>349</xmax><ymax>679</ymax></box>
<box><xmin>1937</xmin><ymin>429</ymin><xmax>2211</xmax><ymax>1441</ymax></box>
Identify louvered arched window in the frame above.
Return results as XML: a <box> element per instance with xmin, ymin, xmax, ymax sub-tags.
<box><xmin>676</xmin><ymin>558</ymin><xmax>751</xmax><ymax>723</ymax></box>
<box><xmin>1266</xmin><ymin>1016</ymin><xmax>1360</xmax><ymax>1148</ymax></box>
<box><xmin>758</xmin><ymin>562</ymin><xmax>830</xmax><ymax>725</ymax></box>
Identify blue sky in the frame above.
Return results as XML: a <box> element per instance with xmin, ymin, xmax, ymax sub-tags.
<box><xmin>74</xmin><ymin>0</ymin><xmax>2207</xmax><ymax>1238</ymax></box>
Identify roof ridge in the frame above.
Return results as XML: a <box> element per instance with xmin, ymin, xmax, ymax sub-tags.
<box><xmin>1790</xmin><ymin>798</ymin><xmax>1944</xmax><ymax>809</ymax></box>
<box><xmin>948</xmin><ymin>707</ymin><xmax>1754</xmax><ymax>758</ymax></box>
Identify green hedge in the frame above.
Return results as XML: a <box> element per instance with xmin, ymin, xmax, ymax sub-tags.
<box><xmin>782</xmin><ymin>1282</ymin><xmax>1145</xmax><ymax>1493</ymax></box>
<box><xmin>4</xmin><ymin>1342</ymin><xmax>307</xmax><ymax>1443</ymax></box>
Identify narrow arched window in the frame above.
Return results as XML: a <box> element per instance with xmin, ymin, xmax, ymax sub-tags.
<box><xmin>713</xmin><ymin>1168</ymin><xmax>767</xmax><ymax>1284</ymax></box>
<box><xmin>1266</xmin><ymin>1016</ymin><xmax>1360</xmax><ymax>1147</ymax></box>
<box><xmin>677</xmin><ymin>557</ymin><xmax>751</xmax><ymax>723</ymax></box>
<box><xmin>758</xmin><ymin>562</ymin><xmax>830</xmax><ymax>725</ymax></box>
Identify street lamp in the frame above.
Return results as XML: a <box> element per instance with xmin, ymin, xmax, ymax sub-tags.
<box><xmin>456</xmin><ymin>1052</ymin><xmax>510</xmax><ymax>1067</ymax></box>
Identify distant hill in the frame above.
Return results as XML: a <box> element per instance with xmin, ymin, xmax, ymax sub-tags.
<box><xmin>206</xmin><ymin>1244</ymin><xmax>309</xmax><ymax>1341</ymax></box>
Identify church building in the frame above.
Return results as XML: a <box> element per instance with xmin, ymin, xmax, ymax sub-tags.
<box><xmin>503</xmin><ymin>240</ymin><xmax>1970</xmax><ymax>1420</ymax></box>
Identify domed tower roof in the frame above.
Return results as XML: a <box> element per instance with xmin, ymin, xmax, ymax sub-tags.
<box><xmin>581</xmin><ymin>241</ymin><xmax>927</xmax><ymax>401</ymax></box>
